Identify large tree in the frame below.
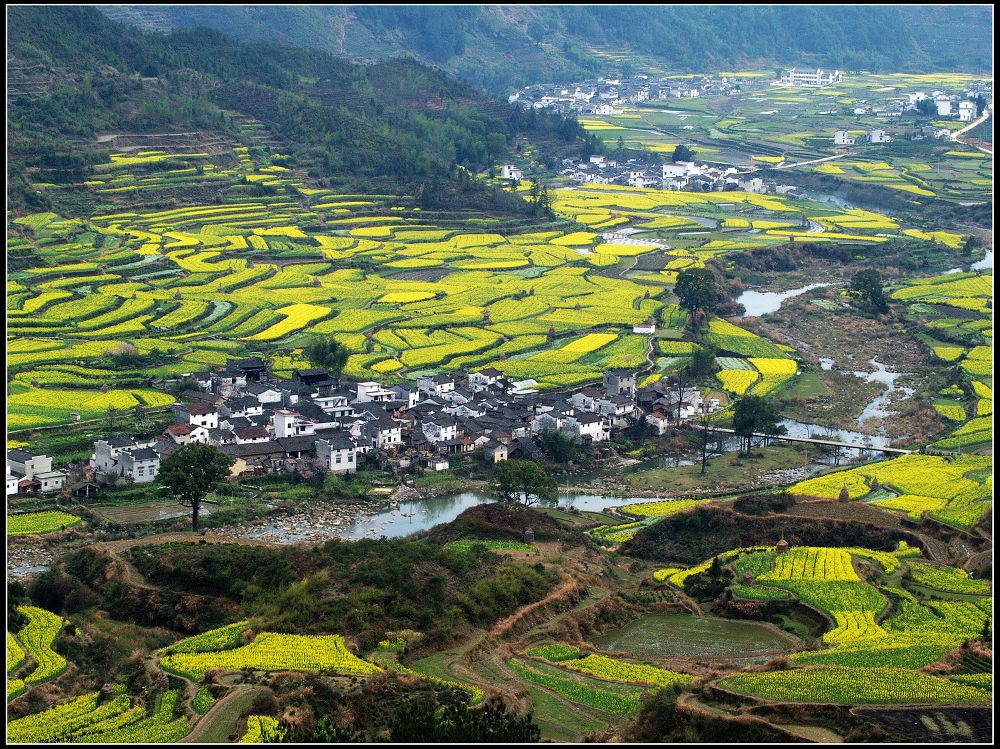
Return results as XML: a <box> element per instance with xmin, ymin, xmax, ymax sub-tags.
<box><xmin>157</xmin><ymin>444</ymin><xmax>234</xmax><ymax>530</ymax></box>
<box><xmin>672</xmin><ymin>144</ymin><xmax>695</xmax><ymax>163</ymax></box>
<box><xmin>675</xmin><ymin>267</ymin><xmax>724</xmax><ymax>329</ymax></box>
<box><xmin>491</xmin><ymin>460</ymin><xmax>558</xmax><ymax>506</ymax></box>
<box><xmin>848</xmin><ymin>269</ymin><xmax>889</xmax><ymax>314</ymax></box>
<box><xmin>302</xmin><ymin>337</ymin><xmax>349</xmax><ymax>378</ymax></box>
<box><xmin>731</xmin><ymin>395</ymin><xmax>786</xmax><ymax>455</ymax></box>
<box><xmin>539</xmin><ymin>428</ymin><xmax>576</xmax><ymax>463</ymax></box>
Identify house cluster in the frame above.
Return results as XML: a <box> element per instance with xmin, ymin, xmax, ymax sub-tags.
<box><xmin>776</xmin><ymin>68</ymin><xmax>844</xmax><ymax>87</ymax></box>
<box><xmin>851</xmin><ymin>86</ymin><xmax>990</xmax><ymax>125</ymax></box>
<box><xmin>560</xmin><ymin>154</ymin><xmax>797</xmax><ymax>195</ymax></box>
<box><xmin>7</xmin><ymin>358</ymin><xmax>721</xmax><ymax>493</ymax></box>
<box><xmin>833</xmin><ymin>128</ymin><xmax>893</xmax><ymax>146</ymax></box>
<box><xmin>510</xmin><ymin>74</ymin><xmax>760</xmax><ymax>116</ymax></box>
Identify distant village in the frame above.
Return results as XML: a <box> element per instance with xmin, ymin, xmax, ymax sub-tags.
<box><xmin>509</xmin><ymin>73</ymin><xmax>764</xmax><ymax>116</ymax></box>
<box><xmin>7</xmin><ymin>357</ymin><xmax>722</xmax><ymax>498</ymax></box>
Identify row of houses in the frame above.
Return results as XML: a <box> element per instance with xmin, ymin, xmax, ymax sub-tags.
<box><xmin>562</xmin><ymin>154</ymin><xmax>796</xmax><ymax>195</ymax></box>
<box><xmin>776</xmin><ymin>68</ymin><xmax>844</xmax><ymax>87</ymax></box>
<box><xmin>510</xmin><ymin>74</ymin><xmax>761</xmax><ymax>116</ymax></box>
<box><xmin>7</xmin><ymin>360</ymin><xmax>721</xmax><ymax>496</ymax></box>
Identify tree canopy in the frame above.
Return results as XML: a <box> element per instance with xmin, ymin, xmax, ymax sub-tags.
<box><xmin>157</xmin><ymin>443</ymin><xmax>234</xmax><ymax>530</ymax></box>
<box><xmin>731</xmin><ymin>395</ymin><xmax>786</xmax><ymax>454</ymax></box>
<box><xmin>302</xmin><ymin>338</ymin><xmax>349</xmax><ymax>377</ymax></box>
<box><xmin>491</xmin><ymin>460</ymin><xmax>558</xmax><ymax>506</ymax></box>
<box><xmin>848</xmin><ymin>269</ymin><xmax>889</xmax><ymax>314</ymax></box>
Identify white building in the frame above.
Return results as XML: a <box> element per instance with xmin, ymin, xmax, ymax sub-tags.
<box><xmin>868</xmin><ymin>129</ymin><xmax>893</xmax><ymax>144</ymax></box>
<box><xmin>936</xmin><ymin>99</ymin><xmax>953</xmax><ymax>116</ymax></box>
<box><xmin>355</xmin><ymin>381</ymin><xmax>394</xmax><ymax>404</ymax></box>
<box><xmin>633</xmin><ymin>321</ymin><xmax>656</xmax><ymax>335</ymax></box>
<box><xmin>958</xmin><ymin>101</ymin><xmax>976</xmax><ymax>122</ymax></box>
<box><xmin>500</xmin><ymin>164</ymin><xmax>523</xmax><ymax>182</ymax></box>
<box><xmin>7</xmin><ymin>466</ymin><xmax>19</xmax><ymax>496</ymax></box>
<box><xmin>778</xmin><ymin>68</ymin><xmax>843</xmax><ymax>86</ymax></box>
<box><xmin>270</xmin><ymin>410</ymin><xmax>315</xmax><ymax>439</ymax></box>
<box><xmin>315</xmin><ymin>434</ymin><xmax>357</xmax><ymax>475</ymax></box>
<box><xmin>418</xmin><ymin>374</ymin><xmax>455</xmax><ymax>398</ymax></box>
<box><xmin>468</xmin><ymin>368</ymin><xmax>504</xmax><ymax>392</ymax></box>
<box><xmin>834</xmin><ymin>130</ymin><xmax>855</xmax><ymax>146</ymax></box>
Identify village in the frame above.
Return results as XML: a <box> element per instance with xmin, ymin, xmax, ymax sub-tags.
<box><xmin>6</xmin><ymin>357</ymin><xmax>723</xmax><ymax>499</ymax></box>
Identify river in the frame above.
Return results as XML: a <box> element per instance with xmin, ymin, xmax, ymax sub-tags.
<box><xmin>737</xmin><ymin>282</ymin><xmax>833</xmax><ymax>317</ymax></box>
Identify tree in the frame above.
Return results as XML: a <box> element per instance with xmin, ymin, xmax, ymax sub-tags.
<box><xmin>672</xmin><ymin>144</ymin><xmax>695</xmax><ymax>163</ymax></box>
<box><xmin>539</xmin><ymin>428</ymin><xmax>576</xmax><ymax>463</ymax></box>
<box><xmin>675</xmin><ymin>267</ymin><xmax>722</xmax><ymax>329</ymax></box>
<box><xmin>157</xmin><ymin>444</ymin><xmax>234</xmax><ymax>530</ymax></box>
<box><xmin>962</xmin><ymin>234</ymin><xmax>983</xmax><ymax>257</ymax></box>
<box><xmin>687</xmin><ymin>342</ymin><xmax>719</xmax><ymax>378</ymax></box>
<box><xmin>732</xmin><ymin>395</ymin><xmax>786</xmax><ymax>455</ymax></box>
<box><xmin>848</xmin><ymin>269</ymin><xmax>889</xmax><ymax>314</ymax></box>
<box><xmin>915</xmin><ymin>98</ymin><xmax>936</xmax><ymax>116</ymax></box>
<box><xmin>302</xmin><ymin>337</ymin><xmax>348</xmax><ymax>378</ymax></box>
<box><xmin>491</xmin><ymin>460</ymin><xmax>557</xmax><ymax>506</ymax></box>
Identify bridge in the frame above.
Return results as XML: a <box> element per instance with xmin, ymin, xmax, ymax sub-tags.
<box><xmin>690</xmin><ymin>425</ymin><xmax>915</xmax><ymax>457</ymax></box>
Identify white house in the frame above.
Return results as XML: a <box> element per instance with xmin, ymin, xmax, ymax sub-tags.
<box><xmin>315</xmin><ymin>434</ymin><xmax>357</xmax><ymax>475</ymax></box>
<box><xmin>90</xmin><ymin>439</ymin><xmax>159</xmax><ymax>485</ymax></box>
<box><xmin>270</xmin><ymin>410</ymin><xmax>316</xmax><ymax>439</ymax></box>
<box><xmin>633</xmin><ymin>321</ymin><xmax>656</xmax><ymax>335</ymax></box>
<box><xmin>469</xmin><ymin>368</ymin><xmax>504</xmax><ymax>392</ymax></box>
<box><xmin>33</xmin><ymin>470</ymin><xmax>68</xmax><ymax>493</ymax></box>
<box><xmin>174</xmin><ymin>402</ymin><xmax>219</xmax><ymax>430</ymax></box>
<box><xmin>868</xmin><ymin>129</ymin><xmax>893</xmax><ymax>144</ymax></box>
<box><xmin>563</xmin><ymin>412</ymin><xmax>610</xmax><ymax>443</ymax></box>
<box><xmin>421</xmin><ymin>417</ymin><xmax>458</xmax><ymax>443</ymax></box>
<box><xmin>958</xmin><ymin>101</ymin><xmax>976</xmax><ymax>122</ymax></box>
<box><xmin>500</xmin><ymin>164</ymin><xmax>523</xmax><ymax>182</ymax></box>
<box><xmin>89</xmin><ymin>438</ymin><xmax>137</xmax><ymax>474</ymax></box>
<box><xmin>7</xmin><ymin>449</ymin><xmax>53</xmax><ymax>480</ymax></box>
<box><xmin>739</xmin><ymin>177</ymin><xmax>767</xmax><ymax>194</ymax></box>
<box><xmin>355</xmin><ymin>381</ymin><xmax>394</xmax><ymax>404</ymax></box>
<box><xmin>834</xmin><ymin>130</ymin><xmax>855</xmax><ymax>146</ymax></box>
<box><xmin>935</xmin><ymin>98</ymin><xmax>953</xmax><ymax>116</ymax></box>
<box><xmin>7</xmin><ymin>466</ymin><xmax>19</xmax><ymax>496</ymax></box>
<box><xmin>418</xmin><ymin>374</ymin><xmax>455</xmax><ymax>398</ymax></box>
<box><xmin>778</xmin><ymin>68</ymin><xmax>842</xmax><ymax>86</ymax></box>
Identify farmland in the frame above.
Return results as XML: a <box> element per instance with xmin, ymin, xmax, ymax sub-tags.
<box><xmin>9</xmin><ymin>139</ymin><xmax>985</xmax><ymax>432</ymax></box>
<box><xmin>579</xmin><ymin>72</ymin><xmax>992</xmax><ymax>204</ymax></box>
<box><xmin>4</xmin><ymin>9</ymin><xmax>994</xmax><ymax>740</ymax></box>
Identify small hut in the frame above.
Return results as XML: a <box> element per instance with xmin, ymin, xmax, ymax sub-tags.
<box><xmin>524</xmin><ymin>527</ymin><xmax>535</xmax><ymax>544</ymax></box>
<box><xmin>870</xmin><ymin>476</ymin><xmax>880</xmax><ymax>492</ymax></box>
<box><xmin>775</xmin><ymin>537</ymin><xmax>790</xmax><ymax>554</ymax></box>
<box><xmin>838</xmin><ymin>485</ymin><xmax>851</xmax><ymax>502</ymax></box>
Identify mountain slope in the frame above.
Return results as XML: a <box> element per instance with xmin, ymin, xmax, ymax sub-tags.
<box><xmin>97</xmin><ymin>5</ymin><xmax>994</xmax><ymax>92</ymax></box>
<box><xmin>8</xmin><ymin>6</ymin><xmax>590</xmax><ymax>215</ymax></box>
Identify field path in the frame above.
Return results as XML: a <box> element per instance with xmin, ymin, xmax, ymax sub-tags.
<box><xmin>178</xmin><ymin>685</ymin><xmax>267</xmax><ymax>744</ymax></box>
<box><xmin>951</xmin><ymin>108</ymin><xmax>992</xmax><ymax>154</ymax></box>
<box><xmin>489</xmin><ymin>577</ymin><xmax>581</xmax><ymax>639</ymax></box>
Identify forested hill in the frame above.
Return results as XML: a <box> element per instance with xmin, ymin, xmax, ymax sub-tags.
<box><xmin>8</xmin><ymin>6</ymin><xmax>590</xmax><ymax>215</ymax></box>
<box><xmin>98</xmin><ymin>5</ymin><xmax>994</xmax><ymax>92</ymax></box>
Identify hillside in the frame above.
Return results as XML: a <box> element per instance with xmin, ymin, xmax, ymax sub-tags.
<box><xmin>98</xmin><ymin>5</ymin><xmax>995</xmax><ymax>92</ymax></box>
<box><xmin>8</xmin><ymin>6</ymin><xmax>590</xmax><ymax>215</ymax></box>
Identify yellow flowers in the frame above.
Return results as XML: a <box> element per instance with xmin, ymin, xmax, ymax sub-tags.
<box><xmin>761</xmin><ymin>547</ymin><xmax>860</xmax><ymax>582</ymax></box>
<box><xmin>160</xmin><ymin>632</ymin><xmax>381</xmax><ymax>680</ymax></box>
<box><xmin>722</xmin><ymin>667</ymin><xmax>991</xmax><ymax>705</ymax></box>
<box><xmin>717</xmin><ymin>369</ymin><xmax>759</xmax><ymax>394</ymax></box>
<box><xmin>7</xmin><ymin>511</ymin><xmax>82</xmax><ymax>536</ymax></box>
<box><xmin>248</xmin><ymin>303</ymin><xmax>331</xmax><ymax>341</ymax></box>
<box><xmin>240</xmin><ymin>716</ymin><xmax>285</xmax><ymax>743</ymax></box>
<box><xmin>560</xmin><ymin>654</ymin><xmax>691</xmax><ymax>688</ymax></box>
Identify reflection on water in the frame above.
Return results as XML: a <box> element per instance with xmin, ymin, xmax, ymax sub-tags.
<box><xmin>737</xmin><ymin>283</ymin><xmax>833</xmax><ymax>317</ymax></box>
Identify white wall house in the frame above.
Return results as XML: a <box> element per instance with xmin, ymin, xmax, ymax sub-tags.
<box><xmin>834</xmin><ymin>130</ymin><xmax>855</xmax><ymax>146</ymax></box>
<box><xmin>778</xmin><ymin>68</ymin><xmax>843</xmax><ymax>86</ymax></box>
<box><xmin>500</xmin><ymin>164</ymin><xmax>523</xmax><ymax>182</ymax></box>
<box><xmin>868</xmin><ymin>129</ymin><xmax>893</xmax><ymax>144</ymax></box>
<box><xmin>958</xmin><ymin>101</ymin><xmax>976</xmax><ymax>122</ymax></box>
<box><xmin>936</xmin><ymin>99</ymin><xmax>953</xmax><ymax>116</ymax></box>
<box><xmin>355</xmin><ymin>382</ymin><xmax>395</xmax><ymax>403</ymax></box>
<box><xmin>315</xmin><ymin>435</ymin><xmax>357</xmax><ymax>475</ymax></box>
<box><xmin>7</xmin><ymin>466</ymin><xmax>19</xmax><ymax>496</ymax></box>
<box><xmin>7</xmin><ymin>449</ymin><xmax>53</xmax><ymax>480</ymax></box>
